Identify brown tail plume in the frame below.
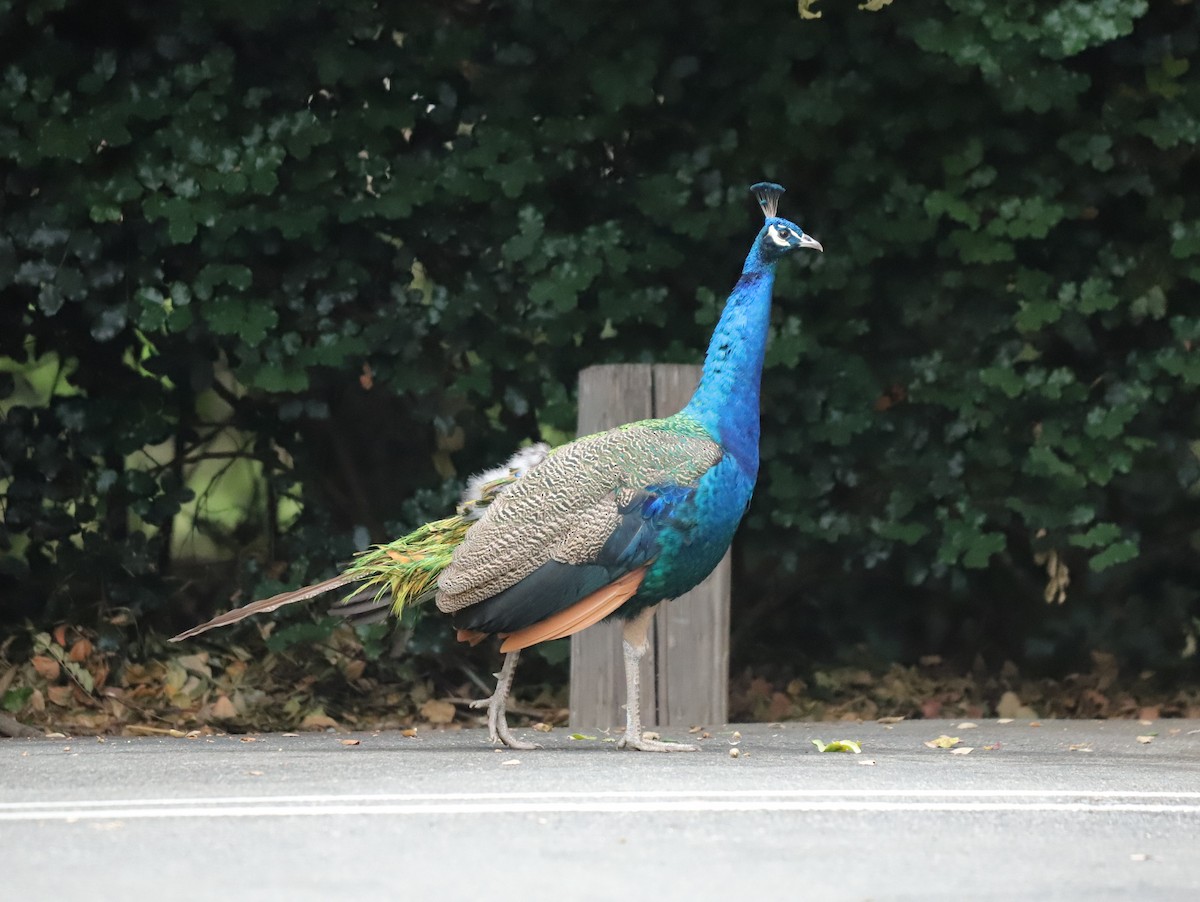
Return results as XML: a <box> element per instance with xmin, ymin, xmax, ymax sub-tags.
<box><xmin>169</xmin><ymin>575</ymin><xmax>354</xmax><ymax>642</ymax></box>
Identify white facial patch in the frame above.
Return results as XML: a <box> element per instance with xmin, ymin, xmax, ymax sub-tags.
<box><xmin>768</xmin><ymin>225</ymin><xmax>791</xmax><ymax>248</ymax></box>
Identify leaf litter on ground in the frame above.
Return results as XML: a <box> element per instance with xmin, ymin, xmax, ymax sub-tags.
<box><xmin>4</xmin><ymin>622</ymin><xmax>1200</xmax><ymax>738</ymax></box>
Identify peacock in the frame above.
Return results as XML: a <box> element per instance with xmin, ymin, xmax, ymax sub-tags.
<box><xmin>171</xmin><ymin>182</ymin><xmax>822</xmax><ymax>751</ymax></box>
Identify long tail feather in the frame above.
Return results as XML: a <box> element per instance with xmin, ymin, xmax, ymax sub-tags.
<box><xmin>330</xmin><ymin>585</ymin><xmax>397</xmax><ymax>627</ymax></box>
<box><xmin>169</xmin><ymin>575</ymin><xmax>353</xmax><ymax>641</ymax></box>
<box><xmin>169</xmin><ymin>444</ymin><xmax>550</xmax><ymax>643</ymax></box>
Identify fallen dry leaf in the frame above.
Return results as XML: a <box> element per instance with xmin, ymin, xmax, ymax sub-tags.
<box><xmin>300</xmin><ymin>711</ymin><xmax>340</xmax><ymax>730</ymax></box>
<box><xmin>239</xmin><ymin>736</ymin><xmax>259</xmax><ymax>743</ymax></box>
<box><xmin>949</xmin><ymin>746</ymin><xmax>974</xmax><ymax>756</ymax></box>
<box><xmin>46</xmin><ymin>685</ymin><xmax>73</xmax><ymax>707</ymax></box>
<box><xmin>877</xmin><ymin>716</ymin><xmax>905</xmax><ymax>725</ymax></box>
<box><xmin>956</xmin><ymin>722</ymin><xmax>978</xmax><ymax>730</ymax></box>
<box><xmin>340</xmin><ymin>739</ymin><xmax>361</xmax><ymax>746</ymax></box>
<box><xmin>924</xmin><ymin>735</ymin><xmax>962</xmax><ymax>749</ymax></box>
<box><xmin>500</xmin><ymin>758</ymin><xmax>521</xmax><ymax>766</ymax></box>
<box><xmin>419</xmin><ymin>699</ymin><xmax>456</xmax><ymax>725</ymax></box>
<box><xmin>31</xmin><ymin>655</ymin><xmax>61</xmax><ymax>682</ymax></box>
<box><xmin>996</xmin><ymin>691</ymin><xmax>1023</xmax><ymax>719</ymax></box>
<box><xmin>531</xmin><ymin>722</ymin><xmax>552</xmax><ymax>733</ymax></box>
<box><xmin>997</xmin><ymin>718</ymin><xmax>1014</xmax><ymax>724</ymax></box>
<box><xmin>1068</xmin><ymin>743</ymin><xmax>1092</xmax><ymax>752</ymax></box>
<box><xmin>210</xmin><ymin>695</ymin><xmax>237</xmax><ymax>720</ymax></box>
<box><xmin>1136</xmin><ymin>735</ymin><xmax>1155</xmax><ymax>744</ymax></box>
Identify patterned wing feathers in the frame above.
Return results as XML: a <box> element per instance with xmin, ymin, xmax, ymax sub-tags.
<box><xmin>436</xmin><ymin>425</ymin><xmax>721</xmax><ymax>613</ymax></box>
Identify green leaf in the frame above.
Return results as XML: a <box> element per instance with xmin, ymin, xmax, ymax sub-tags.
<box><xmin>240</xmin><ymin>361</ymin><xmax>309</xmax><ymax>393</ymax></box>
<box><xmin>1069</xmin><ymin>522</ymin><xmax>1121</xmax><ymax>549</ymax></box>
<box><xmin>3</xmin><ymin>687</ymin><xmax>33</xmax><ymax>713</ymax></box>
<box><xmin>1089</xmin><ymin>539</ymin><xmax>1139</xmax><ymax>572</ymax></box>
<box><xmin>204</xmin><ymin>297</ymin><xmax>278</xmax><ymax>346</ymax></box>
<box><xmin>265</xmin><ymin>618</ymin><xmax>339</xmax><ymax>652</ymax></box>
<box><xmin>64</xmin><ymin>660</ymin><xmax>94</xmax><ymax>694</ymax></box>
<box><xmin>812</xmin><ymin>738</ymin><xmax>863</xmax><ymax>753</ymax></box>
<box><xmin>38</xmin><ymin>119</ymin><xmax>89</xmax><ymax>160</ymax></box>
<box><xmin>980</xmin><ymin>365</ymin><xmax>1024</xmax><ymax>399</ymax></box>
<box><xmin>89</xmin><ymin>204</ymin><xmax>122</xmax><ymax>223</ymax></box>
<box><xmin>1015</xmin><ymin>299</ymin><xmax>1062</xmax><ymax>331</ymax></box>
<box><xmin>1077</xmin><ymin>278</ymin><xmax>1119</xmax><ymax>314</ymax></box>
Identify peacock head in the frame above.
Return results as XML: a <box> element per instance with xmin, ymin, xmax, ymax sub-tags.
<box><xmin>750</xmin><ymin>182</ymin><xmax>822</xmax><ymax>261</ymax></box>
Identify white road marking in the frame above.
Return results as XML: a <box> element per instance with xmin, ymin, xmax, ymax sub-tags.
<box><xmin>2</xmin><ymin>801</ymin><xmax>1200</xmax><ymax>822</ymax></box>
<box><xmin>3</xmin><ymin>788</ymin><xmax>1200</xmax><ymax>809</ymax></box>
<box><xmin>3</xmin><ymin>790</ymin><xmax>1200</xmax><ymax>821</ymax></box>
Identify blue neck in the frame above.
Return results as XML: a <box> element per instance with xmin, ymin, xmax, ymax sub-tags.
<box><xmin>682</xmin><ymin>240</ymin><xmax>777</xmax><ymax>475</ymax></box>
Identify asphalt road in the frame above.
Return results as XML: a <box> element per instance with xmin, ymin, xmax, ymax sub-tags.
<box><xmin>3</xmin><ymin>719</ymin><xmax>1199</xmax><ymax>901</ymax></box>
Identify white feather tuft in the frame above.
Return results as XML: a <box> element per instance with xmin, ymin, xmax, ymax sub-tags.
<box><xmin>459</xmin><ymin>442</ymin><xmax>550</xmax><ymax>518</ymax></box>
<box><xmin>504</xmin><ymin>442</ymin><xmax>550</xmax><ymax>476</ymax></box>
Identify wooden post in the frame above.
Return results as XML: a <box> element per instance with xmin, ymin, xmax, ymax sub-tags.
<box><xmin>568</xmin><ymin>364</ymin><xmax>731</xmax><ymax>730</ymax></box>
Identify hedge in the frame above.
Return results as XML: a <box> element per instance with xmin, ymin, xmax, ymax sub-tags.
<box><xmin>2</xmin><ymin>0</ymin><xmax>1198</xmax><ymax>675</ymax></box>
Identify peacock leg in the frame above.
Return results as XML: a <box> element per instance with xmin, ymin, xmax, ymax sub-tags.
<box><xmin>469</xmin><ymin>650</ymin><xmax>541</xmax><ymax>751</ymax></box>
<box><xmin>616</xmin><ymin>606</ymin><xmax>698</xmax><ymax>753</ymax></box>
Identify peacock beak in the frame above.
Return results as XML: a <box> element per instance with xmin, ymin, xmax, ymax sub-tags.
<box><xmin>798</xmin><ymin>234</ymin><xmax>823</xmax><ymax>252</ymax></box>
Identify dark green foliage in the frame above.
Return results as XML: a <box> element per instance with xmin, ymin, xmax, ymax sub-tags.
<box><xmin>2</xmin><ymin>0</ymin><xmax>1198</xmax><ymax>674</ymax></box>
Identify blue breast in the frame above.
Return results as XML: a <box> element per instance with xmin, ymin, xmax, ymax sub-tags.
<box><xmin>638</xmin><ymin>456</ymin><xmax>754</xmax><ymax>604</ymax></box>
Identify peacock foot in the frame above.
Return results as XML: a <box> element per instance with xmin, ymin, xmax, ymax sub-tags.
<box><xmin>469</xmin><ymin>694</ymin><xmax>541</xmax><ymax>751</ymax></box>
<box><xmin>617</xmin><ymin>732</ymin><xmax>699</xmax><ymax>753</ymax></box>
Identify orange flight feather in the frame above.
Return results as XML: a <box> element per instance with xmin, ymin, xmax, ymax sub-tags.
<box><xmin>497</xmin><ymin>565</ymin><xmax>648</xmax><ymax>653</ymax></box>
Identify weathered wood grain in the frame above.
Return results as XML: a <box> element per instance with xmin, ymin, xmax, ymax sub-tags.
<box><xmin>568</xmin><ymin>364</ymin><xmax>731</xmax><ymax>729</ymax></box>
